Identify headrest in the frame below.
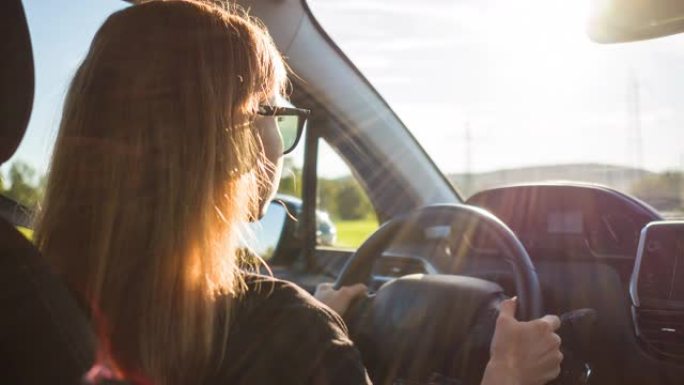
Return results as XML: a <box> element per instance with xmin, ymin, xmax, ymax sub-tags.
<box><xmin>0</xmin><ymin>0</ymin><xmax>34</xmax><ymax>164</ymax></box>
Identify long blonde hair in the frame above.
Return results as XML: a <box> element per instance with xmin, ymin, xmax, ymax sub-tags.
<box><xmin>34</xmin><ymin>1</ymin><xmax>286</xmax><ymax>383</ymax></box>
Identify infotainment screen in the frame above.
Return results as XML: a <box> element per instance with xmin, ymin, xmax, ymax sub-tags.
<box><xmin>631</xmin><ymin>221</ymin><xmax>684</xmax><ymax>308</ymax></box>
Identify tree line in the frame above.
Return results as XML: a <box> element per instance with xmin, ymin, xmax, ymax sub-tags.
<box><xmin>6</xmin><ymin>158</ymin><xmax>679</xmax><ymax>221</ymax></box>
<box><xmin>277</xmin><ymin>159</ymin><xmax>375</xmax><ymax>221</ymax></box>
<box><xmin>1</xmin><ymin>159</ymin><xmax>377</xmax><ymax>222</ymax></box>
<box><xmin>0</xmin><ymin>161</ymin><xmax>46</xmax><ymax>209</ymax></box>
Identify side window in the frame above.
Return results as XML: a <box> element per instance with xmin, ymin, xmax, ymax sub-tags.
<box><xmin>2</xmin><ymin>1</ymin><xmax>126</xmax><ymax>239</ymax></box>
<box><xmin>2</xmin><ymin>1</ymin><xmax>128</xmax><ymax>210</ymax></box>
<box><xmin>316</xmin><ymin>139</ymin><xmax>378</xmax><ymax>249</ymax></box>
<box><xmin>253</xmin><ymin>133</ymin><xmax>379</xmax><ymax>255</ymax></box>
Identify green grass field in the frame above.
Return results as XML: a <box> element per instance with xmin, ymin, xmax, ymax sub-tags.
<box><xmin>334</xmin><ymin>218</ymin><xmax>379</xmax><ymax>248</ymax></box>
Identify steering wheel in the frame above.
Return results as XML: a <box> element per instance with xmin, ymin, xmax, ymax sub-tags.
<box><xmin>333</xmin><ymin>204</ymin><xmax>544</xmax><ymax>383</ymax></box>
<box><xmin>335</xmin><ymin>203</ymin><xmax>543</xmax><ymax>319</ymax></box>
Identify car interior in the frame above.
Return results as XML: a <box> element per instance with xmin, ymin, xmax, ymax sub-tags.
<box><xmin>1</xmin><ymin>0</ymin><xmax>684</xmax><ymax>384</ymax></box>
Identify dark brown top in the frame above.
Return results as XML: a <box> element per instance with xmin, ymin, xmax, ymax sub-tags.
<box><xmin>207</xmin><ymin>275</ymin><xmax>372</xmax><ymax>385</ymax></box>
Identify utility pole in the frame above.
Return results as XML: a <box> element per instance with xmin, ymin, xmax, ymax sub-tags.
<box><xmin>628</xmin><ymin>71</ymin><xmax>644</xmax><ymax>173</ymax></box>
<box><xmin>679</xmin><ymin>152</ymin><xmax>684</xmax><ymax>212</ymax></box>
<box><xmin>464</xmin><ymin>120</ymin><xmax>472</xmax><ymax>196</ymax></box>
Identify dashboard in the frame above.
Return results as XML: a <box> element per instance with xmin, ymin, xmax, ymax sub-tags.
<box><xmin>366</xmin><ymin>183</ymin><xmax>684</xmax><ymax>383</ymax></box>
<box><xmin>373</xmin><ymin>183</ymin><xmax>664</xmax><ymax>284</ymax></box>
<box><xmin>466</xmin><ymin>183</ymin><xmax>662</xmax><ymax>261</ymax></box>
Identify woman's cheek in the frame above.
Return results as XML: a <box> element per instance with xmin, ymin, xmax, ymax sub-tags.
<box><xmin>256</xmin><ymin>118</ymin><xmax>284</xmax><ymax>219</ymax></box>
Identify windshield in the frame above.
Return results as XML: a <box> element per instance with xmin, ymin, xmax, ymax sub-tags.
<box><xmin>309</xmin><ymin>0</ymin><xmax>684</xmax><ymax>218</ymax></box>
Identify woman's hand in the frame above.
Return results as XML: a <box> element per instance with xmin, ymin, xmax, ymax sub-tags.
<box><xmin>481</xmin><ymin>297</ymin><xmax>563</xmax><ymax>385</ymax></box>
<box><xmin>314</xmin><ymin>282</ymin><xmax>367</xmax><ymax>316</ymax></box>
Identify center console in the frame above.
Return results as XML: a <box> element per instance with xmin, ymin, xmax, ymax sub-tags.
<box><xmin>630</xmin><ymin>221</ymin><xmax>684</xmax><ymax>362</ymax></box>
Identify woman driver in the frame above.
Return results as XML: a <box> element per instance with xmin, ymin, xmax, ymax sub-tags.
<box><xmin>34</xmin><ymin>1</ymin><xmax>563</xmax><ymax>384</ymax></box>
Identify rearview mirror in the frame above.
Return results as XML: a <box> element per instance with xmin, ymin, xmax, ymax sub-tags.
<box><xmin>588</xmin><ymin>0</ymin><xmax>684</xmax><ymax>43</ymax></box>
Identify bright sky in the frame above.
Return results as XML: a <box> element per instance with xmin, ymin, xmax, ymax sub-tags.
<box><xmin>309</xmin><ymin>0</ymin><xmax>684</xmax><ymax>174</ymax></box>
<box><xmin>8</xmin><ymin>0</ymin><xmax>684</xmax><ymax>181</ymax></box>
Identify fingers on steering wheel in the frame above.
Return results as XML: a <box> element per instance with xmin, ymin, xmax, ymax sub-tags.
<box><xmin>346</xmin><ymin>283</ymin><xmax>368</xmax><ymax>295</ymax></box>
<box><xmin>317</xmin><ymin>282</ymin><xmax>334</xmax><ymax>291</ymax></box>
<box><xmin>539</xmin><ymin>349</ymin><xmax>564</xmax><ymax>375</ymax></box>
<box><xmin>498</xmin><ymin>297</ymin><xmax>518</xmax><ymax>319</ymax></box>
<box><xmin>538</xmin><ymin>331</ymin><xmax>562</xmax><ymax>356</ymax></box>
<box><xmin>539</xmin><ymin>314</ymin><xmax>561</xmax><ymax>331</ymax></box>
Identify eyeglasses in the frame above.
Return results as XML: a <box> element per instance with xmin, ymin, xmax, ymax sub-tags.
<box><xmin>257</xmin><ymin>105</ymin><xmax>310</xmax><ymax>155</ymax></box>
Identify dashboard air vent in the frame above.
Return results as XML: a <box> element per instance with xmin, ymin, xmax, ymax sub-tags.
<box><xmin>634</xmin><ymin>308</ymin><xmax>684</xmax><ymax>362</ymax></box>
